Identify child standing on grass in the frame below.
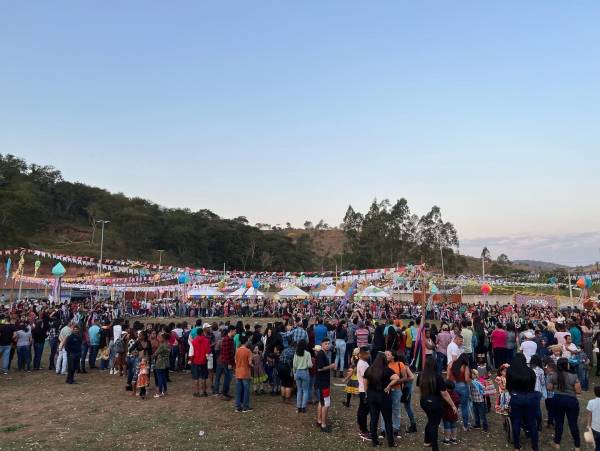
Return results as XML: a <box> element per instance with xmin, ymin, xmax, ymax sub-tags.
<box><xmin>495</xmin><ymin>363</ymin><xmax>510</xmax><ymax>414</ymax></box>
<box><xmin>442</xmin><ymin>380</ymin><xmax>460</xmax><ymax>445</ymax></box>
<box><xmin>470</xmin><ymin>369</ymin><xmax>488</xmax><ymax>432</ymax></box>
<box><xmin>136</xmin><ymin>357</ymin><xmax>149</xmax><ymax>399</ymax></box>
<box><xmin>342</xmin><ymin>347</ymin><xmax>360</xmax><ymax>407</ymax></box>
<box><xmin>252</xmin><ymin>344</ymin><xmax>267</xmax><ymax>395</ymax></box>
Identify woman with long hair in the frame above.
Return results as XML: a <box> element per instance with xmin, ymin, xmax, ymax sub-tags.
<box><xmin>292</xmin><ymin>339</ymin><xmax>312</xmax><ymax>413</ymax></box>
<box><xmin>418</xmin><ymin>356</ymin><xmax>457</xmax><ymax>451</ymax></box>
<box><xmin>364</xmin><ymin>352</ymin><xmax>400</xmax><ymax>447</ymax></box>
<box><xmin>547</xmin><ymin>357</ymin><xmax>582</xmax><ymax>451</ymax></box>
<box><xmin>449</xmin><ymin>354</ymin><xmax>471</xmax><ymax>430</ymax></box>
<box><xmin>506</xmin><ymin>353</ymin><xmax>539</xmax><ymax>451</ymax></box>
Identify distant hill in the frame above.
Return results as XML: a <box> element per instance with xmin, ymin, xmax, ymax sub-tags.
<box><xmin>512</xmin><ymin>260</ymin><xmax>570</xmax><ymax>271</ymax></box>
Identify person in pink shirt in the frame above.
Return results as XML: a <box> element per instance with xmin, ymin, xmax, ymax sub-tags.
<box><xmin>489</xmin><ymin>323</ymin><xmax>508</xmax><ymax>368</ymax></box>
<box><xmin>436</xmin><ymin>324</ymin><xmax>453</xmax><ymax>374</ymax></box>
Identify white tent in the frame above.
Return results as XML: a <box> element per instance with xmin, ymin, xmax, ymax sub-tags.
<box><xmin>318</xmin><ymin>285</ymin><xmax>346</xmax><ymax>298</ymax></box>
<box><xmin>229</xmin><ymin>286</ymin><xmax>265</xmax><ymax>298</ymax></box>
<box><xmin>278</xmin><ymin>285</ymin><xmax>309</xmax><ymax>298</ymax></box>
<box><xmin>188</xmin><ymin>286</ymin><xmax>224</xmax><ymax>297</ymax></box>
<box><xmin>356</xmin><ymin>285</ymin><xmax>391</xmax><ymax>298</ymax></box>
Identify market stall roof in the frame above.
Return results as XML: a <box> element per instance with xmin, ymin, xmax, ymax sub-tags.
<box><xmin>278</xmin><ymin>285</ymin><xmax>309</xmax><ymax>298</ymax></box>
<box><xmin>356</xmin><ymin>285</ymin><xmax>391</xmax><ymax>298</ymax></box>
<box><xmin>317</xmin><ymin>285</ymin><xmax>346</xmax><ymax>298</ymax></box>
<box><xmin>188</xmin><ymin>286</ymin><xmax>224</xmax><ymax>297</ymax></box>
<box><xmin>229</xmin><ymin>286</ymin><xmax>265</xmax><ymax>297</ymax></box>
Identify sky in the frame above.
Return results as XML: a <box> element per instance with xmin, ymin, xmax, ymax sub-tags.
<box><xmin>1</xmin><ymin>2</ymin><xmax>599</xmax><ymax>265</ymax></box>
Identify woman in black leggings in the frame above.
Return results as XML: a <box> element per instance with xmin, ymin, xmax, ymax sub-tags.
<box><xmin>417</xmin><ymin>356</ymin><xmax>458</xmax><ymax>451</ymax></box>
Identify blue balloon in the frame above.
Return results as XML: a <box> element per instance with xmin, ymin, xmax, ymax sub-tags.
<box><xmin>585</xmin><ymin>277</ymin><xmax>593</xmax><ymax>289</ymax></box>
<box><xmin>252</xmin><ymin>279</ymin><xmax>260</xmax><ymax>289</ymax></box>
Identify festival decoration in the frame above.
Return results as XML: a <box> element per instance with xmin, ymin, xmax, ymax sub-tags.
<box><xmin>34</xmin><ymin>260</ymin><xmax>41</xmax><ymax>277</ymax></box>
<box><xmin>481</xmin><ymin>283</ymin><xmax>492</xmax><ymax>295</ymax></box>
<box><xmin>576</xmin><ymin>278</ymin><xmax>586</xmax><ymax>289</ymax></box>
<box><xmin>51</xmin><ymin>262</ymin><xmax>66</xmax><ymax>277</ymax></box>
<box><xmin>252</xmin><ymin>278</ymin><xmax>260</xmax><ymax>289</ymax></box>
<box><xmin>548</xmin><ymin>276</ymin><xmax>558</xmax><ymax>285</ymax></box>
<box><xmin>430</xmin><ymin>283</ymin><xmax>439</xmax><ymax>294</ymax></box>
<box><xmin>585</xmin><ymin>277</ymin><xmax>593</xmax><ymax>289</ymax></box>
<box><xmin>246</xmin><ymin>279</ymin><xmax>252</xmax><ymax>288</ymax></box>
<box><xmin>4</xmin><ymin>257</ymin><xmax>10</xmax><ymax>281</ymax></box>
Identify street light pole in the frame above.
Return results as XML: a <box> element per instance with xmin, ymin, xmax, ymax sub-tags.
<box><xmin>96</xmin><ymin>220</ymin><xmax>110</xmax><ymax>275</ymax></box>
<box><xmin>157</xmin><ymin>249</ymin><xmax>165</xmax><ymax>267</ymax></box>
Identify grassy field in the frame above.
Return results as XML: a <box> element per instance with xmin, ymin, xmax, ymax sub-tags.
<box><xmin>0</xmin><ymin>317</ymin><xmax>597</xmax><ymax>451</ymax></box>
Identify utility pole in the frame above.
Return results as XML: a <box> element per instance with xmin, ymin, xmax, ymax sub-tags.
<box><xmin>440</xmin><ymin>245</ymin><xmax>445</xmax><ymax>279</ymax></box>
<box><xmin>96</xmin><ymin>220</ymin><xmax>110</xmax><ymax>275</ymax></box>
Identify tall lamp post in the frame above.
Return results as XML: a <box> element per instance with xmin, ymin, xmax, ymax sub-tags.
<box><xmin>96</xmin><ymin>220</ymin><xmax>110</xmax><ymax>275</ymax></box>
<box><xmin>96</xmin><ymin>220</ymin><xmax>110</xmax><ymax>302</ymax></box>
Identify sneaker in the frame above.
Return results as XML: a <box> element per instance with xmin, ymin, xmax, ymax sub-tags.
<box><xmin>153</xmin><ymin>394</ymin><xmax>161</xmax><ymax>398</ymax></box>
<box><xmin>378</xmin><ymin>431</ymin><xmax>385</xmax><ymax>439</ymax></box>
<box><xmin>482</xmin><ymin>426</ymin><xmax>489</xmax><ymax>433</ymax></box>
<box><xmin>202</xmin><ymin>392</ymin><xmax>208</xmax><ymax>397</ymax></box>
<box><xmin>222</xmin><ymin>394</ymin><xmax>232</xmax><ymax>401</ymax></box>
<box><xmin>359</xmin><ymin>432</ymin><xmax>371</xmax><ymax>441</ymax></box>
<box><xmin>212</xmin><ymin>392</ymin><xmax>221</xmax><ymax>397</ymax></box>
<box><xmin>472</xmin><ymin>425</ymin><xmax>481</xmax><ymax>429</ymax></box>
<box><xmin>242</xmin><ymin>407</ymin><xmax>253</xmax><ymax>412</ymax></box>
<box><xmin>442</xmin><ymin>439</ymin><xmax>451</xmax><ymax>446</ymax></box>
<box><xmin>235</xmin><ymin>408</ymin><xmax>242</xmax><ymax>412</ymax></box>
<box><xmin>450</xmin><ymin>439</ymin><xmax>458</xmax><ymax>445</ymax></box>
<box><xmin>407</xmin><ymin>423</ymin><xmax>418</xmax><ymax>433</ymax></box>
<box><xmin>193</xmin><ymin>392</ymin><xmax>201</xmax><ymax>398</ymax></box>
<box><xmin>320</xmin><ymin>425</ymin><xmax>331</xmax><ymax>433</ymax></box>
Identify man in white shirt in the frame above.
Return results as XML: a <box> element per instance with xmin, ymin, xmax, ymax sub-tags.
<box><xmin>519</xmin><ymin>331</ymin><xmax>537</xmax><ymax>363</ymax></box>
<box><xmin>356</xmin><ymin>346</ymin><xmax>371</xmax><ymax>440</ymax></box>
<box><xmin>446</xmin><ymin>334</ymin><xmax>464</xmax><ymax>368</ymax></box>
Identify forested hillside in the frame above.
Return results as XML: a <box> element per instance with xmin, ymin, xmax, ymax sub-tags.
<box><xmin>0</xmin><ymin>154</ymin><xmax>466</xmax><ymax>272</ymax></box>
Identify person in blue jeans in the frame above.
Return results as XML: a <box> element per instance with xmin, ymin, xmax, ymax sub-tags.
<box><xmin>395</xmin><ymin>354</ymin><xmax>418</xmax><ymax>433</ymax></box>
<box><xmin>31</xmin><ymin>321</ymin><xmax>47</xmax><ymax>370</ymax></box>
<box><xmin>507</xmin><ymin>353</ymin><xmax>540</xmax><ymax>451</ymax></box>
<box><xmin>449</xmin><ymin>354</ymin><xmax>471</xmax><ymax>430</ymax></box>
<box><xmin>15</xmin><ymin>324</ymin><xmax>32</xmax><ymax>371</ymax></box>
<box><xmin>293</xmin><ymin>340</ymin><xmax>312</xmax><ymax>412</ymax></box>
<box><xmin>87</xmin><ymin>321</ymin><xmax>101</xmax><ymax>369</ymax></box>
<box><xmin>547</xmin><ymin>358</ymin><xmax>582</xmax><ymax>450</ymax></box>
<box><xmin>234</xmin><ymin>335</ymin><xmax>253</xmax><ymax>412</ymax></box>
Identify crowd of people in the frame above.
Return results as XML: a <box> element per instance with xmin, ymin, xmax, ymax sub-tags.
<box><xmin>2</xmin><ymin>296</ymin><xmax>600</xmax><ymax>450</ymax></box>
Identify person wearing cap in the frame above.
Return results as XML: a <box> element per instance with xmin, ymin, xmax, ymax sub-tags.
<box><xmin>190</xmin><ymin>324</ymin><xmax>211</xmax><ymax>397</ymax></box>
<box><xmin>519</xmin><ymin>331</ymin><xmax>537</xmax><ymax>363</ymax></box>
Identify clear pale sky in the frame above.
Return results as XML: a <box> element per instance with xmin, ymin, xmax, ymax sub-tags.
<box><xmin>1</xmin><ymin>2</ymin><xmax>599</xmax><ymax>265</ymax></box>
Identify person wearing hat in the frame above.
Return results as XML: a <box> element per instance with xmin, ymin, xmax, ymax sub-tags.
<box><xmin>519</xmin><ymin>331</ymin><xmax>537</xmax><ymax>363</ymax></box>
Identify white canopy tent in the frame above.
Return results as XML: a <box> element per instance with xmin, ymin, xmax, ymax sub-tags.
<box><xmin>188</xmin><ymin>286</ymin><xmax>224</xmax><ymax>297</ymax></box>
<box><xmin>278</xmin><ymin>285</ymin><xmax>309</xmax><ymax>298</ymax></box>
<box><xmin>317</xmin><ymin>285</ymin><xmax>346</xmax><ymax>298</ymax></box>
<box><xmin>229</xmin><ymin>286</ymin><xmax>265</xmax><ymax>298</ymax></box>
<box><xmin>356</xmin><ymin>285</ymin><xmax>391</xmax><ymax>298</ymax></box>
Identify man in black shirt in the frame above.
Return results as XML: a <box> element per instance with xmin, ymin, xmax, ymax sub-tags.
<box><xmin>64</xmin><ymin>325</ymin><xmax>82</xmax><ymax>384</ymax></box>
<box><xmin>0</xmin><ymin>316</ymin><xmax>16</xmax><ymax>374</ymax></box>
<box><xmin>316</xmin><ymin>337</ymin><xmax>336</xmax><ymax>433</ymax></box>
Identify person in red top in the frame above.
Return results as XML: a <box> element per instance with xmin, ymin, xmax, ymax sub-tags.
<box><xmin>489</xmin><ymin>323</ymin><xmax>508</xmax><ymax>368</ymax></box>
<box><xmin>190</xmin><ymin>324</ymin><xmax>211</xmax><ymax>397</ymax></box>
<box><xmin>214</xmin><ymin>325</ymin><xmax>236</xmax><ymax>399</ymax></box>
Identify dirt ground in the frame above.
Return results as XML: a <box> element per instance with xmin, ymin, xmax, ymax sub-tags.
<box><xmin>0</xmin><ymin>317</ymin><xmax>597</xmax><ymax>451</ymax></box>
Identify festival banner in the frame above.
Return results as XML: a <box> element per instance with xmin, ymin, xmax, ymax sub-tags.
<box><xmin>513</xmin><ymin>294</ymin><xmax>557</xmax><ymax>308</ymax></box>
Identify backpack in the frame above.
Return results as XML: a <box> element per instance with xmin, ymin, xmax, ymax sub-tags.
<box><xmin>114</xmin><ymin>337</ymin><xmax>125</xmax><ymax>353</ymax></box>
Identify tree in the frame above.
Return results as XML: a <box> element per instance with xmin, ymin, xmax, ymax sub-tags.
<box><xmin>497</xmin><ymin>253</ymin><xmax>511</xmax><ymax>266</ymax></box>
<box><xmin>303</xmin><ymin>220</ymin><xmax>313</xmax><ymax>230</ymax></box>
<box><xmin>481</xmin><ymin>247</ymin><xmax>491</xmax><ymax>262</ymax></box>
